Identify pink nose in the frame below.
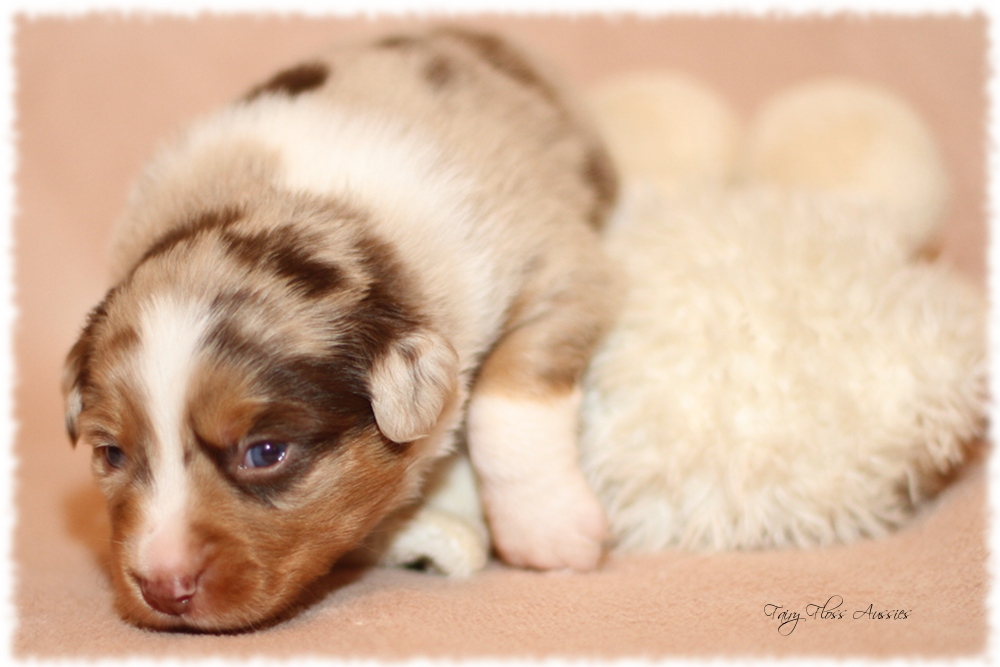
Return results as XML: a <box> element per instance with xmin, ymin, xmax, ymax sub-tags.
<box><xmin>136</xmin><ymin>571</ymin><xmax>200</xmax><ymax>616</ymax></box>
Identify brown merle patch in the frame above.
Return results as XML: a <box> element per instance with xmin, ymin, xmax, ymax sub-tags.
<box><xmin>581</xmin><ymin>147</ymin><xmax>619</xmax><ymax>228</ymax></box>
<box><xmin>139</xmin><ymin>207</ymin><xmax>245</xmax><ymax>268</ymax></box>
<box><xmin>376</xmin><ymin>34</ymin><xmax>424</xmax><ymax>50</ymax></box>
<box><xmin>423</xmin><ymin>54</ymin><xmax>455</xmax><ymax>89</ymax></box>
<box><xmin>64</xmin><ymin>285</ymin><xmax>124</xmax><ymax>443</ymax></box>
<box><xmin>201</xmin><ymin>316</ymin><xmax>270</xmax><ymax>369</ymax></box>
<box><xmin>102</xmin><ymin>325</ymin><xmax>140</xmax><ymax>361</ymax></box>
<box><xmin>348</xmin><ymin>233</ymin><xmax>423</xmax><ymax>362</ymax></box>
<box><xmin>434</xmin><ymin>27</ymin><xmax>561</xmax><ymax>106</ymax></box>
<box><xmin>244</xmin><ymin>61</ymin><xmax>330</xmax><ymax>102</ymax></box>
<box><xmin>221</xmin><ymin>226</ymin><xmax>345</xmax><ymax>300</ymax></box>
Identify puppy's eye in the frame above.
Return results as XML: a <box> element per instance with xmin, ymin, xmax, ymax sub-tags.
<box><xmin>242</xmin><ymin>441</ymin><xmax>287</xmax><ymax>469</ymax></box>
<box><xmin>100</xmin><ymin>445</ymin><xmax>126</xmax><ymax>469</ymax></box>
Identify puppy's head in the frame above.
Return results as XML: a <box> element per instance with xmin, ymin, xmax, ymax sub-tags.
<box><xmin>62</xmin><ymin>195</ymin><xmax>460</xmax><ymax>631</ymax></box>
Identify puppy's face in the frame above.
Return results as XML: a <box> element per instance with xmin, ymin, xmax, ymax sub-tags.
<box><xmin>63</xmin><ymin>195</ymin><xmax>459</xmax><ymax>631</ymax></box>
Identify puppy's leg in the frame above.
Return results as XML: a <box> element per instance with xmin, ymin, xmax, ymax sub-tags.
<box><xmin>467</xmin><ymin>260</ymin><xmax>617</xmax><ymax>571</ymax></box>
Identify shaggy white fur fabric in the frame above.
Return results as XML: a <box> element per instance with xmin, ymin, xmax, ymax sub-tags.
<box><xmin>579</xmin><ymin>184</ymin><xmax>987</xmax><ymax>551</ymax></box>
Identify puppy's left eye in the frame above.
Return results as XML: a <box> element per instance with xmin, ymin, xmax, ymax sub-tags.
<box><xmin>101</xmin><ymin>445</ymin><xmax>126</xmax><ymax>469</ymax></box>
<box><xmin>242</xmin><ymin>441</ymin><xmax>287</xmax><ymax>469</ymax></box>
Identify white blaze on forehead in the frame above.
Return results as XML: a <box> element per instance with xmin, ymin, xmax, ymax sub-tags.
<box><xmin>135</xmin><ymin>294</ymin><xmax>211</xmax><ymax>572</ymax></box>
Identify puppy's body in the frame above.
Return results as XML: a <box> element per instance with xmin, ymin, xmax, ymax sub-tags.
<box><xmin>64</xmin><ymin>28</ymin><xmax>619</xmax><ymax>631</ymax></box>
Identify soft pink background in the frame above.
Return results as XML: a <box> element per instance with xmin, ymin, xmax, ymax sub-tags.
<box><xmin>13</xmin><ymin>14</ymin><xmax>988</xmax><ymax>657</ymax></box>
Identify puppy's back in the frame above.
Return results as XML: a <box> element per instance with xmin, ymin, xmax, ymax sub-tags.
<box><xmin>299</xmin><ymin>27</ymin><xmax>618</xmax><ymax>231</ymax></box>
<box><xmin>109</xmin><ymin>27</ymin><xmax>618</xmax><ymax>364</ymax></box>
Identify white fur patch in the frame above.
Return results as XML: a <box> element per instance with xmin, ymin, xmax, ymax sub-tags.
<box><xmin>135</xmin><ymin>295</ymin><xmax>210</xmax><ymax>572</ymax></box>
<box><xmin>249</xmin><ymin>101</ymin><xmax>472</xmax><ymax>241</ymax></box>
<box><xmin>163</xmin><ymin>98</ymin><xmax>513</xmax><ymax>366</ymax></box>
<box><xmin>466</xmin><ymin>390</ymin><xmax>607</xmax><ymax>571</ymax></box>
<box><xmin>467</xmin><ymin>391</ymin><xmax>584</xmax><ymax>482</ymax></box>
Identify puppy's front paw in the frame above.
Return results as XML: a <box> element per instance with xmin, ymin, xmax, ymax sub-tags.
<box><xmin>468</xmin><ymin>389</ymin><xmax>608</xmax><ymax>571</ymax></box>
<box><xmin>481</xmin><ymin>469</ymin><xmax>608</xmax><ymax>572</ymax></box>
<box><xmin>380</xmin><ymin>507</ymin><xmax>489</xmax><ymax>577</ymax></box>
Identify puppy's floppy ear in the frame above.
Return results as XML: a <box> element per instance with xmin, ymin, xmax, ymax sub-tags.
<box><xmin>63</xmin><ymin>291</ymin><xmax>117</xmax><ymax>445</ymax></box>
<box><xmin>62</xmin><ymin>335</ymin><xmax>89</xmax><ymax>446</ymax></box>
<box><xmin>369</xmin><ymin>329</ymin><xmax>460</xmax><ymax>444</ymax></box>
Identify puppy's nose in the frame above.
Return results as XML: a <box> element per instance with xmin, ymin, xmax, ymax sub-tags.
<box><xmin>137</xmin><ymin>571</ymin><xmax>200</xmax><ymax>616</ymax></box>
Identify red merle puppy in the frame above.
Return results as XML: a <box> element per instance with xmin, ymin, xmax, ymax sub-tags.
<box><xmin>63</xmin><ymin>27</ymin><xmax>619</xmax><ymax>631</ymax></box>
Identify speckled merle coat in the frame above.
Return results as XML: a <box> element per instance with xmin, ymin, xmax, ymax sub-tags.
<box><xmin>63</xmin><ymin>27</ymin><xmax>620</xmax><ymax>632</ymax></box>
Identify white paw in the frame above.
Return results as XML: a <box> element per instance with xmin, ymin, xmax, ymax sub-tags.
<box><xmin>481</xmin><ymin>468</ymin><xmax>608</xmax><ymax>572</ymax></box>
<box><xmin>467</xmin><ymin>389</ymin><xmax>607</xmax><ymax>571</ymax></box>
<box><xmin>379</xmin><ymin>507</ymin><xmax>489</xmax><ymax>577</ymax></box>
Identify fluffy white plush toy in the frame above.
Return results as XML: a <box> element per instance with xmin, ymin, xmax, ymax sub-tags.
<box><xmin>357</xmin><ymin>73</ymin><xmax>987</xmax><ymax>572</ymax></box>
<box><xmin>579</xmin><ymin>74</ymin><xmax>988</xmax><ymax>552</ymax></box>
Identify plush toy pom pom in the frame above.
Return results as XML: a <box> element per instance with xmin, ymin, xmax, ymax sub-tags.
<box><xmin>737</xmin><ymin>78</ymin><xmax>949</xmax><ymax>254</ymax></box>
<box><xmin>588</xmin><ymin>72</ymin><xmax>741</xmax><ymax>194</ymax></box>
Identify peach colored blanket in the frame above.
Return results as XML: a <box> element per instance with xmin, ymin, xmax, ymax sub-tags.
<box><xmin>13</xmin><ymin>14</ymin><xmax>988</xmax><ymax>658</ymax></box>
